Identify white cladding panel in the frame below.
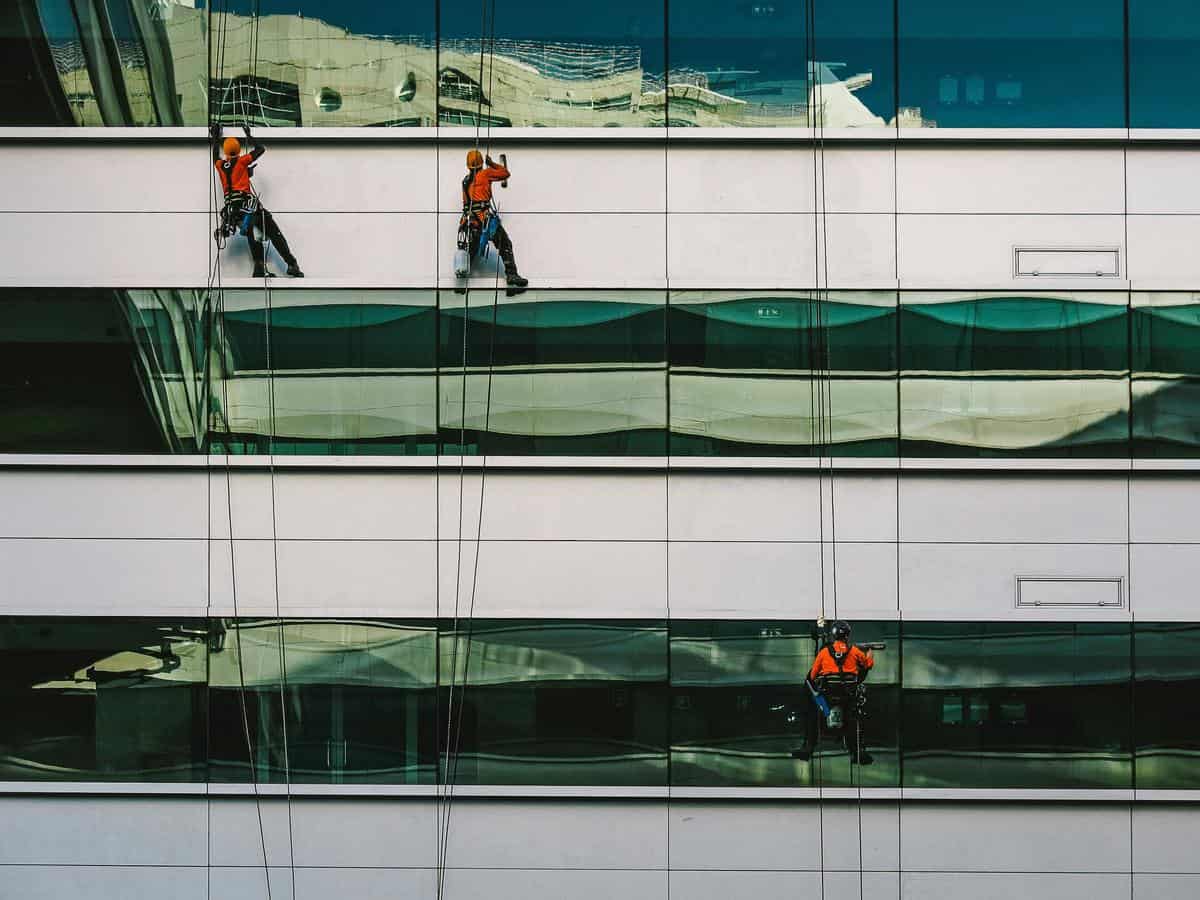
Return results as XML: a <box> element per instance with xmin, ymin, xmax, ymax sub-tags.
<box><xmin>438</xmin><ymin>146</ymin><xmax>667</xmax><ymax>213</ymax></box>
<box><xmin>668</xmin><ymin>145</ymin><xmax>895</xmax><ymax>214</ymax></box>
<box><xmin>899</xmin><ymin>476</ymin><xmax>1129</xmax><ymax>544</ymax></box>
<box><xmin>897</xmin><ymin>213</ymin><xmax>1126</xmax><ymax>289</ymax></box>
<box><xmin>896</xmin><ymin>147</ymin><xmax>1125</xmax><ymax>214</ymax></box>
<box><xmin>668</xmin><ymin>212</ymin><xmax>896</xmax><ymax>289</ymax></box>
<box><xmin>1127</xmin><ymin>149</ymin><xmax>1200</xmax><ymax>214</ymax></box>
<box><xmin>437</xmin><ymin>210</ymin><xmax>666</xmax><ymax>289</ymax></box>
<box><xmin>1127</xmin><ymin>214</ymin><xmax>1200</xmax><ymax>289</ymax></box>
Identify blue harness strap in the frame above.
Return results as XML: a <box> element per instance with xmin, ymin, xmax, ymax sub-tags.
<box><xmin>476</xmin><ymin>209</ymin><xmax>500</xmax><ymax>257</ymax></box>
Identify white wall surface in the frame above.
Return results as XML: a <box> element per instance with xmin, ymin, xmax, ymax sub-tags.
<box><xmin>2</xmin><ymin>465</ymin><xmax>1192</xmax><ymax>620</ymax></box>
<box><xmin>0</xmin><ymin>795</ymin><xmax>1192</xmax><ymax>900</ymax></box>
<box><xmin>8</xmin><ymin>143</ymin><xmax>1200</xmax><ymax>288</ymax></box>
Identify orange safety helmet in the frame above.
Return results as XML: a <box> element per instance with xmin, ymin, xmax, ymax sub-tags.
<box><xmin>466</xmin><ymin>149</ymin><xmax>483</xmax><ymax>169</ymax></box>
<box><xmin>222</xmin><ymin>137</ymin><xmax>242</xmax><ymax>157</ymax></box>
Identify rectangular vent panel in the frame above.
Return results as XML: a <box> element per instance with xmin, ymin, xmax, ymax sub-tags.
<box><xmin>1016</xmin><ymin>576</ymin><xmax>1124</xmax><ymax>609</ymax></box>
<box><xmin>1014</xmin><ymin>247</ymin><xmax>1120</xmax><ymax>277</ymax></box>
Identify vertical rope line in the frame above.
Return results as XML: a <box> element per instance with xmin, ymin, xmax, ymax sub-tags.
<box><xmin>804</xmin><ymin>4</ymin><xmax>828</xmax><ymax>899</ymax></box>
<box><xmin>438</xmin><ymin>2</ymin><xmax>501</xmax><ymax>895</ymax></box>
<box><xmin>663</xmin><ymin>5</ymin><xmax>672</xmax><ymax>894</ymax></box>
<box><xmin>208</xmin><ymin>3</ymin><xmax>272</xmax><ymax>897</ymax></box>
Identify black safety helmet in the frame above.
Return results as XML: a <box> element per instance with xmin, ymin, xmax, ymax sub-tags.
<box><xmin>831</xmin><ymin>621</ymin><xmax>852</xmax><ymax>642</ymax></box>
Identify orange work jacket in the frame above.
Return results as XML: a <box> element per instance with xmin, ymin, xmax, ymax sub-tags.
<box><xmin>215</xmin><ymin>153</ymin><xmax>257</xmax><ymax>196</ymax></box>
<box><xmin>462</xmin><ymin>161</ymin><xmax>510</xmax><ymax>208</ymax></box>
<box><xmin>809</xmin><ymin>641</ymin><xmax>874</xmax><ymax>680</ymax></box>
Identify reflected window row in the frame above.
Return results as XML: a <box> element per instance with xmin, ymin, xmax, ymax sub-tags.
<box><xmin>2</xmin><ymin>617</ymin><xmax>1196</xmax><ymax>790</ymax></box>
<box><xmin>6</xmin><ymin>288</ymin><xmax>1200</xmax><ymax>457</ymax></box>
<box><xmin>7</xmin><ymin>1</ymin><xmax>1199</xmax><ymax>129</ymax></box>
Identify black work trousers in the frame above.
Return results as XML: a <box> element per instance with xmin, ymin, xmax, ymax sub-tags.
<box><xmin>468</xmin><ymin>217</ymin><xmax>519</xmax><ymax>276</ymax></box>
<box><xmin>246</xmin><ymin>207</ymin><xmax>298</xmax><ymax>269</ymax></box>
<box><xmin>803</xmin><ymin>685</ymin><xmax>866</xmax><ymax>757</ymax></box>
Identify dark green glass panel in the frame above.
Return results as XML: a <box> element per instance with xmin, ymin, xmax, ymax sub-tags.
<box><xmin>211</xmin><ymin>290</ymin><xmax>438</xmax><ymax>456</ymax></box>
<box><xmin>207</xmin><ymin>619</ymin><xmax>438</xmax><ymax>785</ymax></box>
<box><xmin>901</xmin><ymin>621</ymin><xmax>1132</xmax><ymax>788</ymax></box>
<box><xmin>901</xmin><ymin>297</ymin><xmax>1127</xmax><ymax>373</ymax></box>
<box><xmin>1130</xmin><ymin>0</ymin><xmax>1200</xmax><ymax>128</ymax></box>
<box><xmin>0</xmin><ymin>617</ymin><xmax>208</xmax><ymax>781</ymax></box>
<box><xmin>669</xmin><ymin>292</ymin><xmax>897</xmax><ymax>457</ymax></box>
<box><xmin>438</xmin><ymin>619</ymin><xmax>668</xmax><ymax>785</ymax></box>
<box><xmin>225</xmin><ymin>304</ymin><xmax>436</xmax><ymax>371</ymax></box>
<box><xmin>438</xmin><ymin>291</ymin><xmax>667</xmax><ymax>455</ymax></box>
<box><xmin>1131</xmin><ymin>298</ymin><xmax>1200</xmax><ymax>456</ymax></box>
<box><xmin>670</xmin><ymin>620</ymin><xmax>899</xmax><ymax>787</ymax></box>
<box><xmin>898</xmin><ymin>0</ymin><xmax>1125</xmax><ymax>129</ymax></box>
<box><xmin>900</xmin><ymin>294</ymin><xmax>1130</xmax><ymax>457</ymax></box>
<box><xmin>669</xmin><ymin>0</ymin><xmax>896</xmax><ymax>128</ymax></box>
<box><xmin>1135</xmin><ymin>623</ymin><xmax>1200</xmax><ymax>788</ymax></box>
<box><xmin>0</xmin><ymin>290</ymin><xmax>169</xmax><ymax>453</ymax></box>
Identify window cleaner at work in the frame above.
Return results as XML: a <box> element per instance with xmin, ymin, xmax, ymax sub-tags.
<box><xmin>455</xmin><ymin>149</ymin><xmax>528</xmax><ymax>296</ymax></box>
<box><xmin>210</xmin><ymin>123</ymin><xmax>304</xmax><ymax>279</ymax></box>
<box><xmin>794</xmin><ymin>620</ymin><xmax>877</xmax><ymax>765</ymax></box>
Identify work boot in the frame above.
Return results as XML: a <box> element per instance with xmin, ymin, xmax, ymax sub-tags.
<box><xmin>790</xmin><ymin>747</ymin><xmax>813</xmax><ymax>761</ymax></box>
<box><xmin>286</xmin><ymin>263</ymin><xmax>304</xmax><ymax>278</ymax></box>
<box><xmin>505</xmin><ymin>271</ymin><xmax>528</xmax><ymax>297</ymax></box>
<box><xmin>251</xmin><ymin>265</ymin><xmax>274</xmax><ymax>278</ymax></box>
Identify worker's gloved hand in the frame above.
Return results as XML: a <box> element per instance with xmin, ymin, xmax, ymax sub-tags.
<box><xmin>209</xmin><ymin>122</ymin><xmax>222</xmax><ymax>143</ymax></box>
<box><xmin>485</xmin><ymin>155</ymin><xmax>495</xmax><ymax>167</ymax></box>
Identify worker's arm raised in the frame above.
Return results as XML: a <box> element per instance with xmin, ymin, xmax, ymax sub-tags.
<box><xmin>484</xmin><ymin>155</ymin><xmax>510</xmax><ymax>181</ymax></box>
<box><xmin>244</xmin><ymin>125</ymin><xmax>266</xmax><ymax>161</ymax></box>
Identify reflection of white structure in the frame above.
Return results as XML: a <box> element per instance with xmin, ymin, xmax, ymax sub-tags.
<box><xmin>44</xmin><ymin>6</ymin><xmax>921</xmax><ymax>128</ymax></box>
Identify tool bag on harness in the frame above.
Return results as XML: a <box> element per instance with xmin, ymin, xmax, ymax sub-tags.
<box><xmin>454</xmin><ymin>202</ymin><xmax>500</xmax><ymax>278</ymax></box>
<box><xmin>217</xmin><ymin>191</ymin><xmax>259</xmax><ymax>240</ymax></box>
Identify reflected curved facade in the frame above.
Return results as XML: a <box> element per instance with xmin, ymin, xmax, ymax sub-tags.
<box><xmin>6</xmin><ymin>616</ymin><xmax>1196</xmax><ymax>789</ymax></box>
<box><xmin>16</xmin><ymin>0</ymin><xmax>1200</xmax><ymax>129</ymax></box>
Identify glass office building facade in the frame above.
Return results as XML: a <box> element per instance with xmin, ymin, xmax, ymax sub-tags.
<box><xmin>4</xmin><ymin>3</ymin><xmax>1200</xmax><ymax>899</ymax></box>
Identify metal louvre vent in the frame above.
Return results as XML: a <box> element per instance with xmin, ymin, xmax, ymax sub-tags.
<box><xmin>1015</xmin><ymin>576</ymin><xmax>1125</xmax><ymax>609</ymax></box>
<box><xmin>1014</xmin><ymin>247</ymin><xmax>1121</xmax><ymax>278</ymax></box>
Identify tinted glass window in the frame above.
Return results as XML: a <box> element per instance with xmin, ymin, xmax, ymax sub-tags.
<box><xmin>439</xmin><ymin>619</ymin><xmax>668</xmax><ymax>785</ymax></box>
<box><xmin>1132</xmin><ymin>293</ymin><xmax>1200</xmax><ymax>456</ymax></box>
<box><xmin>439</xmin><ymin>290</ymin><xmax>667</xmax><ymax>454</ymax></box>
<box><xmin>0</xmin><ymin>617</ymin><xmax>207</xmax><ymax>781</ymax></box>
<box><xmin>0</xmin><ymin>290</ymin><xmax>169</xmax><ymax>453</ymax></box>
<box><xmin>670</xmin><ymin>291</ymin><xmax>898</xmax><ymax>456</ymax></box>
<box><xmin>208</xmin><ymin>619</ymin><xmax>438</xmax><ymax>784</ymax></box>
<box><xmin>671</xmin><ymin>620</ymin><xmax>899</xmax><ymax>787</ymax></box>
<box><xmin>1135</xmin><ymin>623</ymin><xmax>1200</xmax><ymax>789</ymax></box>
<box><xmin>898</xmin><ymin>1</ymin><xmax>1125</xmax><ymax>128</ymax></box>
<box><xmin>212</xmin><ymin>290</ymin><xmax>438</xmax><ymax>455</ymax></box>
<box><xmin>1130</xmin><ymin>0</ymin><xmax>1200</xmax><ymax>128</ymax></box>
<box><xmin>900</xmin><ymin>292</ymin><xmax>1130</xmax><ymax>457</ymax></box>
<box><xmin>437</xmin><ymin>0</ymin><xmax>664</xmax><ymax>128</ymax></box>
<box><xmin>902</xmin><ymin>622</ymin><xmax>1132</xmax><ymax>788</ymax></box>
<box><xmin>669</xmin><ymin>0</ymin><xmax>896</xmax><ymax>128</ymax></box>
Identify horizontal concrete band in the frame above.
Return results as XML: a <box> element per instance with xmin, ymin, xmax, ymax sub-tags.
<box><xmin>0</xmin><ymin>454</ymin><xmax>1184</xmax><ymax>473</ymax></box>
<box><xmin>0</xmin><ymin>782</ymin><xmax>1193</xmax><ymax>802</ymax></box>
<box><xmin>1</xmin><ymin>127</ymin><xmax>1199</xmax><ymax>144</ymax></box>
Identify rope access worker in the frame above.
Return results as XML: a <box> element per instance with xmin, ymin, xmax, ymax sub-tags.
<box><xmin>461</xmin><ymin>149</ymin><xmax>528</xmax><ymax>295</ymax></box>
<box><xmin>210</xmin><ymin>123</ymin><xmax>304</xmax><ymax>279</ymax></box>
<box><xmin>794</xmin><ymin>620</ymin><xmax>875</xmax><ymax>764</ymax></box>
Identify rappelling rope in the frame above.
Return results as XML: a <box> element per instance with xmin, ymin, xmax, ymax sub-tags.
<box><xmin>244</xmin><ymin>2</ymin><xmax>299</xmax><ymax>896</ymax></box>
<box><xmin>803</xmin><ymin>2</ymin><xmax>863</xmax><ymax>899</ymax></box>
<box><xmin>436</xmin><ymin>0</ymin><xmax>504</xmax><ymax>895</ymax></box>
<box><xmin>206</xmin><ymin>4</ymin><xmax>273</xmax><ymax>900</ymax></box>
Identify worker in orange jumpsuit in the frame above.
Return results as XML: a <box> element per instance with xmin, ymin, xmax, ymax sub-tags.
<box><xmin>461</xmin><ymin>149</ymin><xmax>527</xmax><ymax>294</ymax></box>
<box><xmin>793</xmin><ymin>621</ymin><xmax>874</xmax><ymax>764</ymax></box>
<box><xmin>210</xmin><ymin>123</ymin><xmax>303</xmax><ymax>278</ymax></box>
